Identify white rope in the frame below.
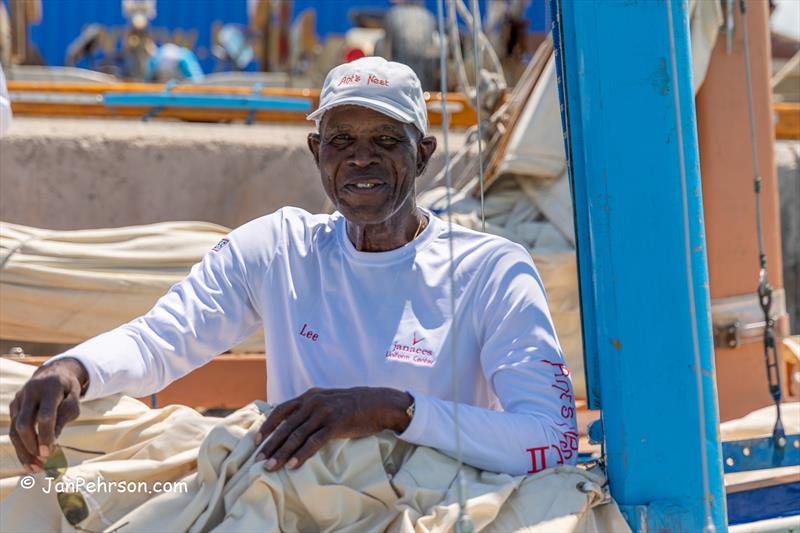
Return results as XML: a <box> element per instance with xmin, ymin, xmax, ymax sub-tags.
<box><xmin>455</xmin><ymin>0</ymin><xmax>506</xmax><ymax>85</ymax></box>
<box><xmin>436</xmin><ymin>1</ymin><xmax>471</xmax><ymax>531</ymax></box>
<box><xmin>665</xmin><ymin>1</ymin><xmax>715</xmax><ymax>531</ymax></box>
<box><xmin>471</xmin><ymin>0</ymin><xmax>486</xmax><ymax>232</ymax></box>
<box><xmin>448</xmin><ymin>0</ymin><xmax>472</xmax><ymax>96</ymax></box>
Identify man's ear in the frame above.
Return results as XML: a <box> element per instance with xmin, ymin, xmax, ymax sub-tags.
<box><xmin>416</xmin><ymin>135</ymin><xmax>438</xmax><ymax>177</ymax></box>
<box><xmin>307</xmin><ymin>133</ymin><xmax>321</xmax><ymax>167</ymax></box>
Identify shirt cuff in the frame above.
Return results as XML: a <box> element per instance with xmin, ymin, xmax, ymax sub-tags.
<box><xmin>394</xmin><ymin>389</ymin><xmax>430</xmax><ymax>444</ymax></box>
<box><xmin>44</xmin><ymin>353</ymin><xmax>106</xmax><ymax>401</ymax></box>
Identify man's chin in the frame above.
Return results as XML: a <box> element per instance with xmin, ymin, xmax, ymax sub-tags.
<box><xmin>335</xmin><ymin>204</ymin><xmax>392</xmax><ymax>226</ymax></box>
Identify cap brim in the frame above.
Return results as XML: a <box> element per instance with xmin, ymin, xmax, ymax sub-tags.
<box><xmin>306</xmin><ymin>96</ymin><xmax>416</xmax><ymax>128</ymax></box>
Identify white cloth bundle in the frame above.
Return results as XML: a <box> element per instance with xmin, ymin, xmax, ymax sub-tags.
<box><xmin>0</xmin><ymin>221</ymin><xmax>264</xmax><ymax>352</ymax></box>
<box><xmin>0</xmin><ymin>359</ymin><xmax>629</xmax><ymax>532</ymax></box>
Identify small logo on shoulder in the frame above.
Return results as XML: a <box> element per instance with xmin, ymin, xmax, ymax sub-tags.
<box><xmin>211</xmin><ymin>238</ymin><xmax>230</xmax><ymax>253</ymax></box>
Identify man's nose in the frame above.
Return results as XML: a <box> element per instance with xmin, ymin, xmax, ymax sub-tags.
<box><xmin>347</xmin><ymin>141</ymin><xmax>379</xmax><ymax>168</ymax></box>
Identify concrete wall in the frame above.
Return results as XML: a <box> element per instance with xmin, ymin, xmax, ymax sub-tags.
<box><xmin>0</xmin><ymin>118</ymin><xmax>465</xmax><ymax>230</ymax></box>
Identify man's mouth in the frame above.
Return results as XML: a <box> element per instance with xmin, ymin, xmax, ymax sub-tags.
<box><xmin>343</xmin><ymin>179</ymin><xmax>386</xmax><ymax>194</ymax></box>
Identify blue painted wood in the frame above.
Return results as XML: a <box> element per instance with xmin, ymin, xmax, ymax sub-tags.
<box><xmin>723</xmin><ymin>435</ymin><xmax>800</xmax><ymax>474</ymax></box>
<box><xmin>103</xmin><ymin>92</ymin><xmax>312</xmax><ymax>112</ymax></box>
<box><xmin>552</xmin><ymin>0</ymin><xmax>726</xmax><ymax>530</ymax></box>
<box><xmin>727</xmin><ymin>481</ymin><xmax>800</xmax><ymax>525</ymax></box>
<box><xmin>549</xmin><ymin>0</ymin><xmax>601</xmax><ymax>410</ymax></box>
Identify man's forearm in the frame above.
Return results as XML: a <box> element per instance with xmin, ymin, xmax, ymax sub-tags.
<box><xmin>397</xmin><ymin>391</ymin><xmax>578</xmax><ymax>475</ymax></box>
<box><xmin>45</xmin><ymin>326</ymin><xmax>153</xmax><ymax>400</ymax></box>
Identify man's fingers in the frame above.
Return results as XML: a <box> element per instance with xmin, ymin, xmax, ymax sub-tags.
<box><xmin>9</xmin><ymin>394</ymin><xmax>40</xmax><ymax>471</ymax></box>
<box><xmin>256</xmin><ymin>401</ymin><xmax>299</xmax><ymax>445</ymax></box>
<box><xmin>285</xmin><ymin>428</ymin><xmax>331</xmax><ymax>470</ymax></box>
<box><xmin>8</xmin><ymin>423</ymin><xmax>41</xmax><ymax>472</ymax></box>
<box><xmin>54</xmin><ymin>388</ymin><xmax>81</xmax><ymax>439</ymax></box>
<box><xmin>13</xmin><ymin>394</ymin><xmax>40</xmax><ymax>460</ymax></box>
<box><xmin>258</xmin><ymin>405</ymin><xmax>313</xmax><ymax>462</ymax></box>
<box><xmin>35</xmin><ymin>388</ymin><xmax>62</xmax><ymax>457</ymax></box>
<box><xmin>264</xmin><ymin>416</ymin><xmax>323</xmax><ymax>471</ymax></box>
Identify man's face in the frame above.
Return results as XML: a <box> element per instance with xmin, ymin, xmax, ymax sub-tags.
<box><xmin>307</xmin><ymin>105</ymin><xmax>436</xmax><ymax>226</ymax></box>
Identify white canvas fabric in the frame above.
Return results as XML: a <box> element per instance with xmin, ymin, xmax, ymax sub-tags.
<box><xmin>0</xmin><ymin>221</ymin><xmax>263</xmax><ymax>352</ymax></box>
<box><xmin>0</xmin><ymin>359</ymin><xmax>630</xmax><ymax>532</ymax></box>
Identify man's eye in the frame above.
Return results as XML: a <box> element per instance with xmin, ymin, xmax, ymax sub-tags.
<box><xmin>331</xmin><ymin>134</ymin><xmax>351</xmax><ymax>142</ymax></box>
<box><xmin>378</xmin><ymin>136</ymin><xmax>398</xmax><ymax>143</ymax></box>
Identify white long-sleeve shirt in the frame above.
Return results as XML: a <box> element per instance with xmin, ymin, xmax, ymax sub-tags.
<box><xmin>0</xmin><ymin>64</ymin><xmax>12</xmax><ymax>137</ymax></box>
<box><xmin>49</xmin><ymin>207</ymin><xmax>578</xmax><ymax>475</ymax></box>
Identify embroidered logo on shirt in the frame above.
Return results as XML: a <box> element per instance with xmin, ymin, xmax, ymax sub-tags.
<box><xmin>211</xmin><ymin>238</ymin><xmax>230</xmax><ymax>253</ymax></box>
<box><xmin>385</xmin><ymin>332</ymin><xmax>435</xmax><ymax>367</ymax></box>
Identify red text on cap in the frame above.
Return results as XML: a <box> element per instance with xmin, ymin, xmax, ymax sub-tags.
<box><xmin>368</xmin><ymin>74</ymin><xmax>389</xmax><ymax>86</ymax></box>
<box><xmin>337</xmin><ymin>73</ymin><xmax>361</xmax><ymax>86</ymax></box>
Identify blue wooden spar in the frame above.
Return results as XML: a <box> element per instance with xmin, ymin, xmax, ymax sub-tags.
<box><xmin>551</xmin><ymin>0</ymin><xmax>727</xmax><ymax>531</ymax></box>
<box><xmin>103</xmin><ymin>92</ymin><xmax>313</xmax><ymax>112</ymax></box>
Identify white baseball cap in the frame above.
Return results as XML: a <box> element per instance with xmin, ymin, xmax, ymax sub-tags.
<box><xmin>307</xmin><ymin>56</ymin><xmax>428</xmax><ymax>135</ymax></box>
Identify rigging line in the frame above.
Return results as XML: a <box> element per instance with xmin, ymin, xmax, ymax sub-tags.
<box><xmin>740</xmin><ymin>1</ymin><xmax>765</xmax><ymax>264</ymax></box>
<box><xmin>739</xmin><ymin>0</ymin><xmax>785</xmax><ymax>443</ymax></box>
<box><xmin>454</xmin><ymin>0</ymin><xmax>506</xmax><ymax>84</ymax></box>
<box><xmin>665</xmin><ymin>1</ymin><xmax>715</xmax><ymax>531</ymax></box>
<box><xmin>448</xmin><ymin>0</ymin><xmax>472</xmax><ymax>97</ymax></box>
<box><xmin>436</xmin><ymin>1</ymin><xmax>470</xmax><ymax>531</ymax></box>
<box><xmin>470</xmin><ymin>0</ymin><xmax>486</xmax><ymax>233</ymax></box>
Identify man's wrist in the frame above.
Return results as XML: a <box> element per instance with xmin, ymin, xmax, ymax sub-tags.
<box><xmin>46</xmin><ymin>357</ymin><xmax>90</xmax><ymax>396</ymax></box>
<box><xmin>382</xmin><ymin>388</ymin><xmax>414</xmax><ymax>433</ymax></box>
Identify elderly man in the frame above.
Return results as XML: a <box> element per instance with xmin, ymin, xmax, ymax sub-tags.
<box><xmin>9</xmin><ymin>57</ymin><xmax>577</xmax><ymax>477</ymax></box>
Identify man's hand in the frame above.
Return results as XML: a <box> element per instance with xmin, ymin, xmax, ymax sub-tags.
<box><xmin>9</xmin><ymin>358</ymin><xmax>88</xmax><ymax>473</ymax></box>
<box><xmin>254</xmin><ymin>387</ymin><xmax>412</xmax><ymax>471</ymax></box>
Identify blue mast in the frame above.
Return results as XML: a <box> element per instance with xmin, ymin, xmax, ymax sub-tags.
<box><xmin>551</xmin><ymin>1</ymin><xmax>727</xmax><ymax>530</ymax></box>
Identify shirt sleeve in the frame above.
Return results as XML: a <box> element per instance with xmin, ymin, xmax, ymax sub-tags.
<box><xmin>46</xmin><ymin>226</ymin><xmax>266</xmax><ymax>400</ymax></box>
<box><xmin>397</xmin><ymin>242</ymin><xmax>578</xmax><ymax>475</ymax></box>
<box><xmin>0</xmin><ymin>64</ymin><xmax>12</xmax><ymax>137</ymax></box>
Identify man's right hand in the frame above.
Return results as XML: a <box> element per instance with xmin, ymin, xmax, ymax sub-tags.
<box><xmin>9</xmin><ymin>358</ymin><xmax>88</xmax><ymax>472</ymax></box>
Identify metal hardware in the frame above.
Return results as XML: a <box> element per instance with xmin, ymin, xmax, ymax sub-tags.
<box><xmin>7</xmin><ymin>346</ymin><xmax>26</xmax><ymax>358</ymax></box>
<box><xmin>711</xmin><ymin>289</ymin><xmax>788</xmax><ymax>349</ymax></box>
<box><xmin>713</xmin><ymin>320</ymin><xmax>740</xmax><ymax>349</ymax></box>
<box><xmin>245</xmin><ymin>82</ymin><xmax>264</xmax><ymax>125</ymax></box>
<box><xmin>739</xmin><ymin>0</ymin><xmax>785</xmax><ymax>447</ymax></box>
<box><xmin>724</xmin><ymin>0</ymin><xmax>735</xmax><ymax>53</ymax></box>
<box><xmin>722</xmin><ymin>434</ymin><xmax>799</xmax><ymax>474</ymax></box>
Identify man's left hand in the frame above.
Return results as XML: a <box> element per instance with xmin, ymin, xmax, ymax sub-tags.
<box><xmin>254</xmin><ymin>386</ymin><xmax>413</xmax><ymax>471</ymax></box>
